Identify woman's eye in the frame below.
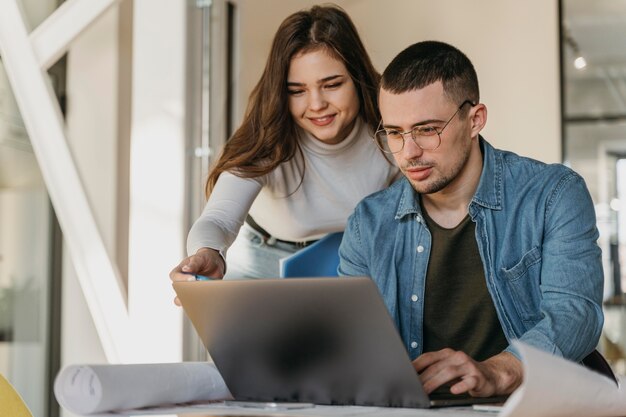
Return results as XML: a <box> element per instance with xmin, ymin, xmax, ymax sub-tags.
<box><xmin>288</xmin><ymin>90</ymin><xmax>304</xmax><ymax>96</ymax></box>
<box><xmin>324</xmin><ymin>82</ymin><xmax>342</xmax><ymax>89</ymax></box>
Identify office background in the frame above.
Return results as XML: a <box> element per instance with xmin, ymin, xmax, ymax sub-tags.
<box><xmin>0</xmin><ymin>0</ymin><xmax>624</xmax><ymax>416</ymax></box>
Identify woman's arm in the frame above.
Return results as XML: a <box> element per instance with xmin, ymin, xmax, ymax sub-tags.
<box><xmin>186</xmin><ymin>171</ymin><xmax>263</xmax><ymax>256</ymax></box>
<box><xmin>169</xmin><ymin>172</ymin><xmax>262</xmax><ymax>290</ymax></box>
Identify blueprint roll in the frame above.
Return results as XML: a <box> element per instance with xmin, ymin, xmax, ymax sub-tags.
<box><xmin>54</xmin><ymin>361</ymin><xmax>232</xmax><ymax>415</ymax></box>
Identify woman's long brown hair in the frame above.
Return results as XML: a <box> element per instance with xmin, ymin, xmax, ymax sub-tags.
<box><xmin>205</xmin><ymin>4</ymin><xmax>381</xmax><ymax>198</ymax></box>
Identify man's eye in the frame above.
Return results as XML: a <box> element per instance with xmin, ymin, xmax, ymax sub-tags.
<box><xmin>416</xmin><ymin>126</ymin><xmax>437</xmax><ymax>135</ymax></box>
<box><xmin>386</xmin><ymin>130</ymin><xmax>402</xmax><ymax>139</ymax></box>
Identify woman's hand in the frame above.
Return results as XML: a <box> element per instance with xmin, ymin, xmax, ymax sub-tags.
<box><xmin>169</xmin><ymin>248</ymin><xmax>226</xmax><ymax>305</ymax></box>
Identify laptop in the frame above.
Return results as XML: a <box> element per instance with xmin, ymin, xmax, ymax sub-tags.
<box><xmin>172</xmin><ymin>276</ymin><xmax>507</xmax><ymax>408</ymax></box>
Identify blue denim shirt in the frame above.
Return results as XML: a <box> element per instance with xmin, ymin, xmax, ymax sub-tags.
<box><xmin>338</xmin><ymin>138</ymin><xmax>604</xmax><ymax>362</ymax></box>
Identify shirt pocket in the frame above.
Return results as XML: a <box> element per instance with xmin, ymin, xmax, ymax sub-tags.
<box><xmin>500</xmin><ymin>246</ymin><xmax>543</xmax><ymax>325</ymax></box>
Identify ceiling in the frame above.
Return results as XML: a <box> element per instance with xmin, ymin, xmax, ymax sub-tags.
<box><xmin>562</xmin><ymin>0</ymin><xmax>626</xmax><ymax>203</ymax></box>
<box><xmin>563</xmin><ymin>0</ymin><xmax>626</xmax><ymax>117</ymax></box>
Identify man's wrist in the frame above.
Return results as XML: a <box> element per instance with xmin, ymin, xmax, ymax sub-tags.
<box><xmin>483</xmin><ymin>352</ymin><xmax>523</xmax><ymax>394</ymax></box>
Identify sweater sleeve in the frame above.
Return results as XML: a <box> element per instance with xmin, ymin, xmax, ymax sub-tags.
<box><xmin>186</xmin><ymin>171</ymin><xmax>262</xmax><ymax>256</ymax></box>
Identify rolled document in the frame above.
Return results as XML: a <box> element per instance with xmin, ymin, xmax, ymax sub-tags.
<box><xmin>54</xmin><ymin>362</ymin><xmax>233</xmax><ymax>415</ymax></box>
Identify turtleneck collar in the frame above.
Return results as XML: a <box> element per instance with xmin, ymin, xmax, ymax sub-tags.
<box><xmin>298</xmin><ymin>117</ymin><xmax>365</xmax><ymax>156</ymax></box>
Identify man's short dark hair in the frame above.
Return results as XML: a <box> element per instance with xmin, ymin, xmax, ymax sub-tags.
<box><xmin>381</xmin><ymin>41</ymin><xmax>479</xmax><ymax>109</ymax></box>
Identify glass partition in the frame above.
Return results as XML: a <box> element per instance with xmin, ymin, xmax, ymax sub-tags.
<box><xmin>562</xmin><ymin>0</ymin><xmax>626</xmax><ymax>375</ymax></box>
<box><xmin>0</xmin><ymin>1</ymin><xmax>64</xmax><ymax>415</ymax></box>
<box><xmin>0</xmin><ymin>59</ymin><xmax>58</xmax><ymax>417</ymax></box>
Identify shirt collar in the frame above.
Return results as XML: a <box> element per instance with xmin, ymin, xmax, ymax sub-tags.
<box><xmin>395</xmin><ymin>179</ymin><xmax>422</xmax><ymax>220</ymax></box>
<box><xmin>471</xmin><ymin>137</ymin><xmax>503</xmax><ymax>211</ymax></box>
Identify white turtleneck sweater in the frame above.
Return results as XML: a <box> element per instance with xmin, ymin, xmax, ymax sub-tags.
<box><xmin>186</xmin><ymin>118</ymin><xmax>399</xmax><ymax>255</ymax></box>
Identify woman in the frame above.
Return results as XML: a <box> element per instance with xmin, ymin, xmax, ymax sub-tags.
<box><xmin>170</xmin><ymin>4</ymin><xmax>398</xmax><ymax>283</ymax></box>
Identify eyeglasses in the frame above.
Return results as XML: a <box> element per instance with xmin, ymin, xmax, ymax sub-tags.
<box><xmin>374</xmin><ymin>100</ymin><xmax>475</xmax><ymax>154</ymax></box>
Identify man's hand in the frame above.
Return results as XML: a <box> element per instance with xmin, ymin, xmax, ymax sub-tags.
<box><xmin>169</xmin><ymin>247</ymin><xmax>226</xmax><ymax>306</ymax></box>
<box><xmin>412</xmin><ymin>349</ymin><xmax>523</xmax><ymax>397</ymax></box>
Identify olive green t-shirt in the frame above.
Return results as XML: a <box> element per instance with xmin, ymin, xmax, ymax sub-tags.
<box><xmin>421</xmin><ymin>206</ymin><xmax>508</xmax><ymax>362</ymax></box>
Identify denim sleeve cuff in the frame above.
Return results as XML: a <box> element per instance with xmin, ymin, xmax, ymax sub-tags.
<box><xmin>504</xmin><ymin>344</ymin><xmax>522</xmax><ymax>361</ymax></box>
<box><xmin>505</xmin><ymin>336</ymin><xmax>564</xmax><ymax>363</ymax></box>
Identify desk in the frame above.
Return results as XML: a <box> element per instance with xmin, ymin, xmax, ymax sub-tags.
<box><xmin>63</xmin><ymin>344</ymin><xmax>626</xmax><ymax>417</ymax></box>
<box><xmin>95</xmin><ymin>402</ymin><xmax>498</xmax><ymax>417</ymax></box>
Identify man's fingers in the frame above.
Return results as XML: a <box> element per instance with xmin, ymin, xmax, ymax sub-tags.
<box><xmin>447</xmin><ymin>367</ymin><xmax>497</xmax><ymax>397</ymax></box>
<box><xmin>422</xmin><ymin>363</ymin><xmax>468</xmax><ymax>394</ymax></box>
<box><xmin>416</xmin><ymin>350</ymin><xmax>520</xmax><ymax>397</ymax></box>
<box><xmin>417</xmin><ymin>350</ymin><xmax>469</xmax><ymax>383</ymax></box>
<box><xmin>417</xmin><ymin>350</ymin><xmax>479</xmax><ymax>395</ymax></box>
<box><xmin>450</xmin><ymin>375</ymin><xmax>478</xmax><ymax>395</ymax></box>
<box><xmin>413</xmin><ymin>348</ymin><xmax>455</xmax><ymax>372</ymax></box>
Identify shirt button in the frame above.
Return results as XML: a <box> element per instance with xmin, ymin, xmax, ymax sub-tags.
<box><xmin>411</xmin><ymin>294</ymin><xmax>418</xmax><ymax>302</ymax></box>
<box><xmin>415</xmin><ymin>216</ymin><xmax>422</xmax><ymax>223</ymax></box>
<box><xmin>411</xmin><ymin>341</ymin><xmax>418</xmax><ymax>349</ymax></box>
<box><xmin>416</xmin><ymin>245</ymin><xmax>424</xmax><ymax>253</ymax></box>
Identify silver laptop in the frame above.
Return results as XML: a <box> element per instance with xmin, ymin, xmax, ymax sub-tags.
<box><xmin>173</xmin><ymin>276</ymin><xmax>507</xmax><ymax>408</ymax></box>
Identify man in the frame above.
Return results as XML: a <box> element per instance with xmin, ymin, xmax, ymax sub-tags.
<box><xmin>338</xmin><ymin>41</ymin><xmax>603</xmax><ymax>398</ymax></box>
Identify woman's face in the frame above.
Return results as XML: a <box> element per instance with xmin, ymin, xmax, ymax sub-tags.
<box><xmin>287</xmin><ymin>49</ymin><xmax>360</xmax><ymax>144</ymax></box>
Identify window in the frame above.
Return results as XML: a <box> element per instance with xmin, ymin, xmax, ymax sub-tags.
<box><xmin>562</xmin><ymin>0</ymin><xmax>626</xmax><ymax>374</ymax></box>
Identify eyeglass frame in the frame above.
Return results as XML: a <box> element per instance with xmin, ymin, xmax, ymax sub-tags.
<box><xmin>374</xmin><ymin>99</ymin><xmax>476</xmax><ymax>154</ymax></box>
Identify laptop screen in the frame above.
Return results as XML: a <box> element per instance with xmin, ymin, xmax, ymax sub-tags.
<box><xmin>173</xmin><ymin>277</ymin><xmax>430</xmax><ymax>408</ymax></box>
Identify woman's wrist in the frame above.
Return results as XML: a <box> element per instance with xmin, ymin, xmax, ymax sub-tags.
<box><xmin>196</xmin><ymin>247</ymin><xmax>226</xmax><ymax>275</ymax></box>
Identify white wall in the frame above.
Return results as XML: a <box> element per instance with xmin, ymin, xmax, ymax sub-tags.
<box><xmin>62</xmin><ymin>0</ymin><xmax>186</xmax><ymax>381</ymax></box>
<box><xmin>62</xmin><ymin>4</ymin><xmax>119</xmax><ymax>372</ymax></box>
<box><xmin>233</xmin><ymin>0</ymin><xmax>561</xmax><ymax>163</ymax></box>
<box><xmin>127</xmin><ymin>0</ymin><xmax>186</xmax><ymax>363</ymax></box>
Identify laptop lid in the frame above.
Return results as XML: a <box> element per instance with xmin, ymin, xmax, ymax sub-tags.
<box><xmin>173</xmin><ymin>276</ymin><xmax>430</xmax><ymax>408</ymax></box>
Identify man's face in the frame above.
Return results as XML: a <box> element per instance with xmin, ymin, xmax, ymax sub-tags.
<box><xmin>378</xmin><ymin>81</ymin><xmax>474</xmax><ymax>195</ymax></box>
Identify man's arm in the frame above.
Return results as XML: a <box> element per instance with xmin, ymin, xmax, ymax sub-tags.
<box><xmin>338</xmin><ymin>208</ymin><xmax>370</xmax><ymax>277</ymax></box>
<box><xmin>511</xmin><ymin>171</ymin><xmax>604</xmax><ymax>361</ymax></box>
<box><xmin>413</xmin><ymin>349</ymin><xmax>522</xmax><ymax>397</ymax></box>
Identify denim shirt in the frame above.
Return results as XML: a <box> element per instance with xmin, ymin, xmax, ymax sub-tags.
<box><xmin>338</xmin><ymin>138</ymin><xmax>604</xmax><ymax>362</ymax></box>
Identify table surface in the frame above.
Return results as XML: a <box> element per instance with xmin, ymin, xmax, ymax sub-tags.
<box><xmin>93</xmin><ymin>401</ymin><xmax>501</xmax><ymax>417</ymax></box>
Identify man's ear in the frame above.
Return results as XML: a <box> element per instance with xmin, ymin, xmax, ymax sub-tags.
<box><xmin>470</xmin><ymin>103</ymin><xmax>487</xmax><ymax>137</ymax></box>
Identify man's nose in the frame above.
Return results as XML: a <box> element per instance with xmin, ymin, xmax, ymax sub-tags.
<box><xmin>401</xmin><ymin>131</ymin><xmax>424</xmax><ymax>158</ymax></box>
